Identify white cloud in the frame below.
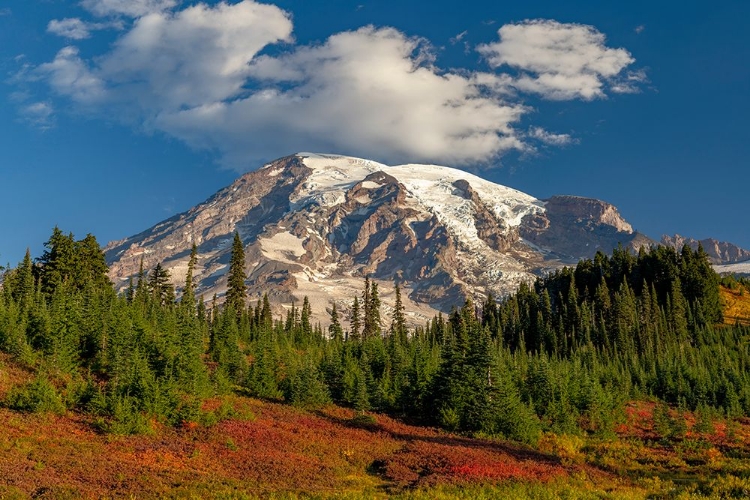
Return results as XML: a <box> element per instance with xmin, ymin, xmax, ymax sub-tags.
<box><xmin>99</xmin><ymin>1</ymin><xmax>293</xmax><ymax>111</ymax></box>
<box><xmin>47</xmin><ymin>17</ymin><xmax>122</xmax><ymax>39</ymax></box>
<box><xmin>37</xmin><ymin>0</ymin><xmax>293</xmax><ymax>115</ymax></box>
<box><xmin>157</xmin><ymin>26</ymin><xmax>529</xmax><ymax>167</ymax></box>
<box><xmin>528</xmin><ymin>126</ymin><xmax>575</xmax><ymax>146</ymax></box>
<box><xmin>611</xmin><ymin>69</ymin><xmax>649</xmax><ymax>94</ymax></box>
<box><xmin>450</xmin><ymin>30</ymin><xmax>468</xmax><ymax>45</ymax></box>
<box><xmin>48</xmin><ymin>18</ymin><xmax>93</xmax><ymax>39</ymax></box>
<box><xmin>81</xmin><ymin>0</ymin><xmax>178</xmax><ymax>18</ymax></box>
<box><xmin>37</xmin><ymin>46</ymin><xmax>107</xmax><ymax>104</ymax></box>
<box><xmin>26</xmin><ymin>5</ymin><xmax>642</xmax><ymax>170</ymax></box>
<box><xmin>478</xmin><ymin>19</ymin><xmax>635</xmax><ymax>100</ymax></box>
<box><xmin>635</xmin><ymin>25</ymin><xmax>645</xmax><ymax>34</ymax></box>
<box><xmin>20</xmin><ymin>101</ymin><xmax>55</xmax><ymax>129</ymax></box>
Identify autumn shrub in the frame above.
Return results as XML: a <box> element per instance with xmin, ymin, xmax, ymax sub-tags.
<box><xmin>676</xmin><ymin>437</ymin><xmax>712</xmax><ymax>464</ymax></box>
<box><xmin>700</xmin><ymin>475</ymin><xmax>750</xmax><ymax>498</ymax></box>
<box><xmin>5</xmin><ymin>375</ymin><xmax>65</xmax><ymax>414</ymax></box>
<box><xmin>584</xmin><ymin>438</ymin><xmax>642</xmax><ymax>471</ymax></box>
<box><xmin>395</xmin><ymin>479</ymin><xmax>645</xmax><ymax>500</ymax></box>
<box><xmin>538</xmin><ymin>433</ymin><xmax>585</xmax><ymax>465</ymax></box>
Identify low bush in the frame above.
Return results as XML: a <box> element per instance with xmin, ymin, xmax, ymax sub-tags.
<box><xmin>5</xmin><ymin>376</ymin><xmax>65</xmax><ymax>414</ymax></box>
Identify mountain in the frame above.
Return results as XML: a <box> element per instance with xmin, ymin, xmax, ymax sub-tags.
<box><xmin>105</xmin><ymin>153</ymin><xmax>649</xmax><ymax>325</ymax></box>
<box><xmin>661</xmin><ymin>234</ymin><xmax>750</xmax><ymax>265</ymax></box>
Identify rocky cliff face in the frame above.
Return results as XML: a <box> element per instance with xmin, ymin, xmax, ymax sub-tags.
<box><xmin>105</xmin><ymin>153</ymin><xmax>648</xmax><ymax>326</ymax></box>
<box><xmin>520</xmin><ymin>195</ymin><xmax>651</xmax><ymax>260</ymax></box>
<box><xmin>661</xmin><ymin>234</ymin><xmax>750</xmax><ymax>265</ymax></box>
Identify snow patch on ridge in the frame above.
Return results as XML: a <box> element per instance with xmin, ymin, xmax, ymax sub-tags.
<box><xmin>294</xmin><ymin>152</ymin><xmax>546</xmax><ymax>252</ymax></box>
<box><xmin>389</xmin><ymin>163</ymin><xmax>543</xmax><ymax>228</ymax></box>
<box><xmin>260</xmin><ymin>232</ymin><xmax>307</xmax><ymax>264</ymax></box>
<box><xmin>715</xmin><ymin>260</ymin><xmax>750</xmax><ymax>275</ymax></box>
<box><xmin>291</xmin><ymin>153</ymin><xmax>386</xmax><ymax>210</ymax></box>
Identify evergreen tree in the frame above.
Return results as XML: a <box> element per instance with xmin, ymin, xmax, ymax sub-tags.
<box><xmin>147</xmin><ymin>263</ymin><xmax>174</xmax><ymax>306</ymax></box>
<box><xmin>260</xmin><ymin>293</ymin><xmax>273</xmax><ymax>329</ymax></box>
<box><xmin>365</xmin><ymin>281</ymin><xmax>382</xmax><ymax>338</ymax></box>
<box><xmin>74</xmin><ymin>233</ymin><xmax>111</xmax><ymax>292</ymax></box>
<box><xmin>181</xmin><ymin>243</ymin><xmax>198</xmax><ymax>314</ymax></box>
<box><xmin>301</xmin><ymin>296</ymin><xmax>313</xmax><ymax>337</ymax></box>
<box><xmin>669</xmin><ymin>279</ymin><xmax>690</xmax><ymax>344</ymax></box>
<box><xmin>133</xmin><ymin>256</ymin><xmax>147</xmax><ymax>303</ymax></box>
<box><xmin>9</xmin><ymin>249</ymin><xmax>35</xmax><ymax>309</ymax></box>
<box><xmin>350</xmin><ymin>296</ymin><xmax>361</xmax><ymax>341</ymax></box>
<box><xmin>225</xmin><ymin>231</ymin><xmax>247</xmax><ymax>315</ymax></box>
<box><xmin>328</xmin><ymin>302</ymin><xmax>344</xmax><ymax>342</ymax></box>
<box><xmin>361</xmin><ymin>277</ymin><xmax>372</xmax><ymax>339</ymax></box>
<box><xmin>390</xmin><ymin>283</ymin><xmax>407</xmax><ymax>343</ymax></box>
<box><xmin>37</xmin><ymin>227</ymin><xmax>76</xmax><ymax>296</ymax></box>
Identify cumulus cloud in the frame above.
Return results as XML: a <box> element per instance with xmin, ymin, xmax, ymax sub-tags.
<box><xmin>81</xmin><ymin>0</ymin><xmax>178</xmax><ymax>18</ymax></box>
<box><xmin>478</xmin><ymin>19</ymin><xmax>635</xmax><ymax>100</ymax></box>
<box><xmin>96</xmin><ymin>1</ymin><xmax>293</xmax><ymax>111</ymax></box>
<box><xmin>25</xmin><ymin>3</ymin><xmax>641</xmax><ymax>169</ymax></box>
<box><xmin>158</xmin><ymin>27</ymin><xmax>528</xmax><ymax>166</ymax></box>
<box><xmin>37</xmin><ymin>46</ymin><xmax>107</xmax><ymax>104</ymax></box>
<box><xmin>38</xmin><ymin>1</ymin><xmax>292</xmax><ymax>114</ymax></box>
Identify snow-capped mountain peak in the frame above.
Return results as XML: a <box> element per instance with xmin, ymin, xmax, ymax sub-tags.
<box><xmin>105</xmin><ymin>153</ymin><xmax>650</xmax><ymax>325</ymax></box>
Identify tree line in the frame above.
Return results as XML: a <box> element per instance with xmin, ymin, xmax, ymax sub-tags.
<box><xmin>0</xmin><ymin>228</ymin><xmax>748</xmax><ymax>443</ymax></box>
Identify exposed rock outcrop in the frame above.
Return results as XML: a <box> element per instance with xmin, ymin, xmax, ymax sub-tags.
<box><xmin>661</xmin><ymin>234</ymin><xmax>750</xmax><ymax>265</ymax></box>
<box><xmin>520</xmin><ymin>195</ymin><xmax>651</xmax><ymax>260</ymax></box>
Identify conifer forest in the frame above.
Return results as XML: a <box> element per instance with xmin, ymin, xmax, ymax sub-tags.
<box><xmin>2</xmin><ymin>228</ymin><xmax>750</xmax><ymax>498</ymax></box>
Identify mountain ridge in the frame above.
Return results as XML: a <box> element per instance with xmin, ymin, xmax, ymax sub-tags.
<box><xmin>104</xmin><ymin>153</ymin><xmax>742</xmax><ymax>325</ymax></box>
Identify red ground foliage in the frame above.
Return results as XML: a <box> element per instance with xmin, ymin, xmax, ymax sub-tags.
<box><xmin>619</xmin><ymin>401</ymin><xmax>748</xmax><ymax>449</ymax></box>
<box><xmin>0</xmin><ymin>393</ymin><xmax>577</xmax><ymax>498</ymax></box>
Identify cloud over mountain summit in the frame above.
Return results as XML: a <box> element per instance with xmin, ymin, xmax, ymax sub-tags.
<box><xmin>27</xmin><ymin>1</ymin><xmax>642</xmax><ymax>170</ymax></box>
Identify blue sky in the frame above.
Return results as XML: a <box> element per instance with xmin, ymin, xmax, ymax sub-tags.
<box><xmin>1</xmin><ymin>0</ymin><xmax>748</xmax><ymax>265</ymax></box>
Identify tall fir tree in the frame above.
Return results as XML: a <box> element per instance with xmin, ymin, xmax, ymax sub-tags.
<box><xmin>363</xmin><ymin>281</ymin><xmax>381</xmax><ymax>338</ymax></box>
<box><xmin>361</xmin><ymin>277</ymin><xmax>372</xmax><ymax>339</ymax></box>
<box><xmin>225</xmin><ymin>231</ymin><xmax>247</xmax><ymax>315</ymax></box>
<box><xmin>329</xmin><ymin>302</ymin><xmax>344</xmax><ymax>342</ymax></box>
<box><xmin>350</xmin><ymin>296</ymin><xmax>361</xmax><ymax>342</ymax></box>
<box><xmin>74</xmin><ymin>233</ymin><xmax>111</xmax><ymax>292</ymax></box>
<box><xmin>9</xmin><ymin>248</ymin><xmax>35</xmax><ymax>309</ymax></box>
<box><xmin>181</xmin><ymin>243</ymin><xmax>198</xmax><ymax>314</ymax></box>
<box><xmin>390</xmin><ymin>283</ymin><xmax>407</xmax><ymax>343</ymax></box>
<box><xmin>148</xmin><ymin>263</ymin><xmax>175</xmax><ymax>306</ymax></box>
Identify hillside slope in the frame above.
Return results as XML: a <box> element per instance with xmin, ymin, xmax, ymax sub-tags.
<box><xmin>0</xmin><ymin>355</ymin><xmax>573</xmax><ymax>498</ymax></box>
<box><xmin>721</xmin><ymin>284</ymin><xmax>750</xmax><ymax>326</ymax></box>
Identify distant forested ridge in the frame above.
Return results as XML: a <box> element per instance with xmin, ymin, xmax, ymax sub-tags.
<box><xmin>1</xmin><ymin>228</ymin><xmax>748</xmax><ymax>444</ymax></box>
